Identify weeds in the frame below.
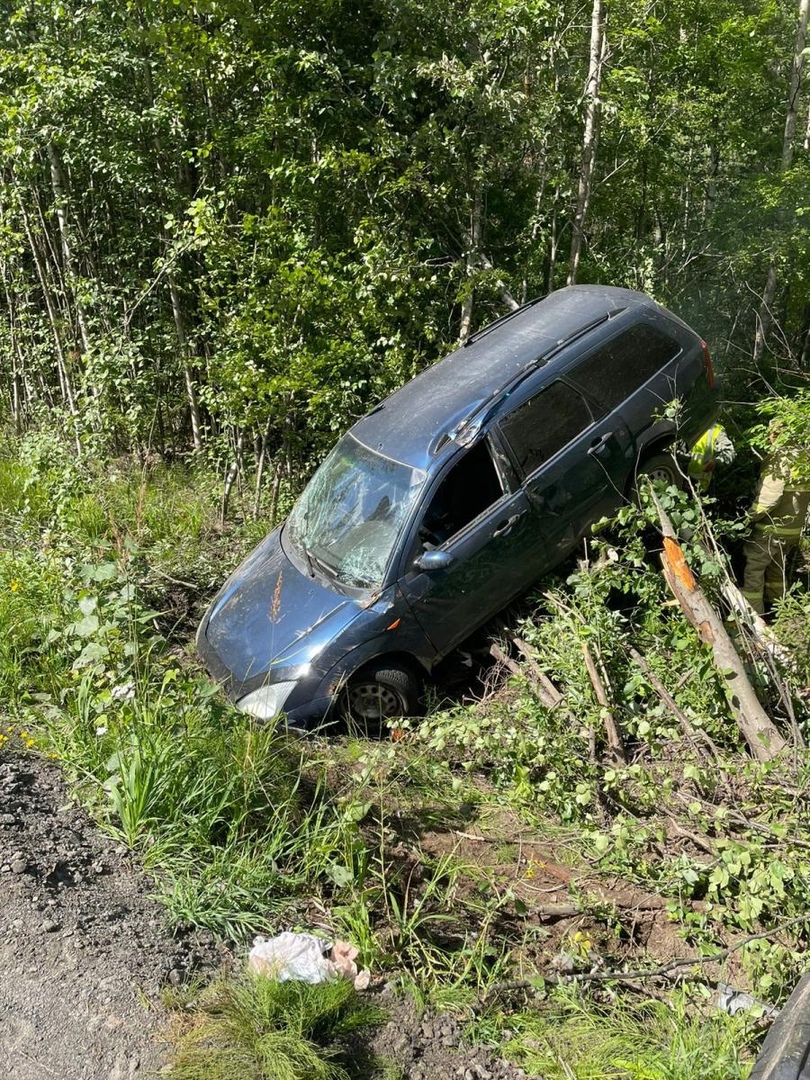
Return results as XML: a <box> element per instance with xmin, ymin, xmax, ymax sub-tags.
<box><xmin>3</xmin><ymin>428</ymin><xmax>809</xmax><ymax>1077</ymax></box>
<box><xmin>478</xmin><ymin>985</ymin><xmax>756</xmax><ymax>1080</ymax></box>
<box><xmin>166</xmin><ymin>973</ymin><xmax>387</xmax><ymax>1080</ymax></box>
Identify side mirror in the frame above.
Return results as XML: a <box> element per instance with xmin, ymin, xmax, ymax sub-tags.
<box><xmin>415</xmin><ymin>550</ymin><xmax>456</xmax><ymax>571</ymax></box>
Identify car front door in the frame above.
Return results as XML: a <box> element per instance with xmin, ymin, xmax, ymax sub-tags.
<box><xmin>496</xmin><ymin>379</ymin><xmax>634</xmax><ymax>562</ymax></box>
<box><xmin>399</xmin><ymin>438</ymin><xmax>538</xmax><ymax>658</ymax></box>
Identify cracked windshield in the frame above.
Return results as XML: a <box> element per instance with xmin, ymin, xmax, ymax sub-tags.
<box><xmin>286</xmin><ymin>434</ymin><xmax>426</xmax><ymax>589</ymax></box>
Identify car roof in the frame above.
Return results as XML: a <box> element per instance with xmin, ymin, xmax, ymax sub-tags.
<box><xmin>349</xmin><ymin>284</ymin><xmax>680</xmax><ymax>472</ymax></box>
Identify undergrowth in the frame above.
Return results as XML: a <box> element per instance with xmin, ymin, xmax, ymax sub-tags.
<box><xmin>3</xmin><ymin>429</ymin><xmax>810</xmax><ymax>1077</ymax></box>
<box><xmin>472</xmin><ymin>985</ymin><xmax>755</xmax><ymax>1080</ymax></box>
<box><xmin>165</xmin><ymin>973</ymin><xmax>387</xmax><ymax>1080</ymax></box>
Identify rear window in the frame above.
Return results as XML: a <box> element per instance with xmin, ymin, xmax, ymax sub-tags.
<box><xmin>567</xmin><ymin>324</ymin><xmax>681</xmax><ymax>413</ymax></box>
<box><xmin>499</xmin><ymin>381</ymin><xmax>594</xmax><ymax>476</ymax></box>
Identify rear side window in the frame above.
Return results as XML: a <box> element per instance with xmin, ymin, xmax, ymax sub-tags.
<box><xmin>499</xmin><ymin>381</ymin><xmax>593</xmax><ymax>476</ymax></box>
<box><xmin>567</xmin><ymin>324</ymin><xmax>681</xmax><ymax>413</ymax></box>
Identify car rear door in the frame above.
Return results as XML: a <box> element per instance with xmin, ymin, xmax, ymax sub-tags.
<box><xmin>562</xmin><ymin>318</ymin><xmax>694</xmax><ymax>447</ymax></box>
<box><xmin>496</xmin><ymin>379</ymin><xmax>634</xmax><ymax>560</ymax></box>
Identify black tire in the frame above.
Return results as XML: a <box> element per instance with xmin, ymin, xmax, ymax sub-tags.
<box><xmin>339</xmin><ymin>661</ymin><xmax>421</xmax><ymax>738</ymax></box>
<box><xmin>749</xmin><ymin>972</ymin><xmax>810</xmax><ymax>1079</ymax></box>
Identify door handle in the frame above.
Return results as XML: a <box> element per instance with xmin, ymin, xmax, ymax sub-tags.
<box><xmin>587</xmin><ymin>431</ymin><xmax>613</xmax><ymax>456</ymax></box>
<box><xmin>493</xmin><ymin>512</ymin><xmax>525</xmax><ymax>538</ymax></box>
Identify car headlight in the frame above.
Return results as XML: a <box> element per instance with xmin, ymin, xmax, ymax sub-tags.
<box><xmin>236</xmin><ymin>681</ymin><xmax>298</xmax><ymax>721</ymax></box>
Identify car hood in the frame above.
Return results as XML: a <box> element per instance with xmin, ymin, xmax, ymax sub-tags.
<box><xmin>198</xmin><ymin>527</ymin><xmax>361</xmax><ymax>686</ymax></box>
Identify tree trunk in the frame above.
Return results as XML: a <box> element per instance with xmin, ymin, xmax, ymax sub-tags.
<box><xmin>253</xmin><ymin>423</ymin><xmax>271</xmax><ymax>520</ymax></box>
<box><xmin>13</xmin><ymin>182</ymin><xmax>81</xmax><ymax>439</ymax></box>
<box><xmin>753</xmin><ymin>0</ymin><xmax>810</xmax><ymax>366</ymax></box>
<box><xmin>220</xmin><ymin>427</ymin><xmax>245</xmax><ymax>526</ymax></box>
<box><xmin>459</xmin><ymin>186</ymin><xmax>484</xmax><ymax>342</ymax></box>
<box><xmin>653</xmin><ymin>498</ymin><xmax>786</xmax><ymax>762</ymax></box>
<box><xmin>568</xmin><ymin>0</ymin><xmax>605</xmax><ymax>285</ymax></box>
<box><xmin>47</xmin><ymin>144</ymin><xmax>91</xmax><ymax>355</ymax></box>
<box><xmin>168</xmin><ymin>273</ymin><xmax>204</xmax><ymax>453</ymax></box>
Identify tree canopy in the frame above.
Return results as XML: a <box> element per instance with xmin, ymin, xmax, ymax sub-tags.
<box><xmin>1</xmin><ymin>0</ymin><xmax>808</xmax><ymax>479</ymax></box>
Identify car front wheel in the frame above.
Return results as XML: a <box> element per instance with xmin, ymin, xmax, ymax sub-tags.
<box><xmin>340</xmin><ymin>661</ymin><xmax>421</xmax><ymax>737</ymax></box>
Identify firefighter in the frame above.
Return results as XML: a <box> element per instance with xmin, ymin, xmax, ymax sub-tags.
<box><xmin>687</xmin><ymin>423</ymin><xmax>736</xmax><ymax>492</ymax></box>
<box><xmin>741</xmin><ymin>436</ymin><xmax>810</xmax><ymax>616</ymax></box>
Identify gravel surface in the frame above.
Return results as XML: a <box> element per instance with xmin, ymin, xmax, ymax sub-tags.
<box><xmin>0</xmin><ymin>753</ymin><xmax>531</xmax><ymax>1080</ymax></box>
<box><xmin>0</xmin><ymin>755</ymin><xmax>223</xmax><ymax>1080</ymax></box>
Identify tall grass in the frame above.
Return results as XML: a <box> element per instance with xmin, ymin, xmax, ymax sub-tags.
<box><xmin>40</xmin><ymin>671</ymin><xmax>369</xmax><ymax>939</ymax></box>
<box><xmin>0</xmin><ymin>436</ymin><xmax>368</xmax><ymax>942</ymax></box>
<box><xmin>479</xmin><ymin>987</ymin><xmax>756</xmax><ymax>1080</ymax></box>
<box><xmin>167</xmin><ymin>974</ymin><xmax>387</xmax><ymax>1080</ymax></box>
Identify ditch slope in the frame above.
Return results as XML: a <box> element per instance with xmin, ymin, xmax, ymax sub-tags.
<box><xmin>0</xmin><ymin>753</ymin><xmax>527</xmax><ymax>1080</ymax></box>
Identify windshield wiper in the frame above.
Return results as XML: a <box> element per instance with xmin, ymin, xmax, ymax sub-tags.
<box><xmin>300</xmin><ymin>541</ymin><xmax>317</xmax><ymax>578</ymax></box>
<box><xmin>308</xmin><ymin>550</ymin><xmax>340</xmax><ymax>582</ymax></box>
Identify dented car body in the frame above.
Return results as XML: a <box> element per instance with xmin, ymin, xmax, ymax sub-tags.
<box><xmin>196</xmin><ymin>285</ymin><xmax>718</xmax><ymax>728</ymax></box>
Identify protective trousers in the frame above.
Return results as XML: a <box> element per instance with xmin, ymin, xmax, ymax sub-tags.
<box><xmin>740</xmin><ymin>527</ymin><xmax>795</xmax><ymax>615</ymax></box>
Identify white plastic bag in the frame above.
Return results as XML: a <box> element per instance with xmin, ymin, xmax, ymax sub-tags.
<box><xmin>249</xmin><ymin>932</ymin><xmax>336</xmax><ymax>984</ymax></box>
<box><xmin>248</xmin><ymin>932</ymin><xmax>369</xmax><ymax>988</ymax></box>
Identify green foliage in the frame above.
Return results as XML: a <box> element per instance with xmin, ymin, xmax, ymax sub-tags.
<box><xmin>481</xmin><ymin>985</ymin><xmax>756</xmax><ymax>1080</ymax></box>
<box><xmin>1</xmin><ymin>0</ymin><xmax>808</xmax><ymax>480</ymax></box>
<box><xmin>283</xmin><ymin>740</ymin><xmax>516</xmax><ymax>992</ymax></box>
<box><xmin>748</xmin><ymin>390</ymin><xmax>810</xmax><ymax>485</ymax></box>
<box><xmin>419</xmin><ymin>483</ymin><xmax>810</xmax><ymax>1000</ymax></box>
<box><xmin>167</xmin><ymin>973</ymin><xmax>387</xmax><ymax>1080</ymax></box>
<box><xmin>421</xmin><ymin>488</ymin><xmax>746</xmax><ymax>822</ymax></box>
<box><xmin>36</xmin><ymin>655</ymin><xmax>370</xmax><ymax>940</ymax></box>
<box><xmin>0</xmin><ymin>435</ymin><xmax>372</xmax><ymax>942</ymax></box>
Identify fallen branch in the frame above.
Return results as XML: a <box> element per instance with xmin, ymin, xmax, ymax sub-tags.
<box><xmin>489</xmin><ymin>641</ymin><xmax>564</xmax><ymax>711</ymax></box>
<box><xmin>530</xmin><ymin>889</ymin><xmax>701</xmax><ymax>920</ymax></box>
<box><xmin>581</xmin><ymin>641</ymin><xmax>626</xmax><ymax>765</ymax></box>
<box><xmin>627</xmin><ymin>646</ymin><xmax>721</xmax><ymax>761</ymax></box>
<box><xmin>476</xmin><ymin>914</ymin><xmax>810</xmax><ymax>1007</ymax></box>
<box><xmin>651</xmin><ymin>492</ymin><xmax>786</xmax><ymax>762</ymax></box>
<box><xmin>666</xmin><ymin>817</ymin><xmax>717</xmax><ymax>857</ymax></box>
<box><xmin>489</xmin><ymin>641</ymin><xmax>521</xmax><ymax>677</ymax></box>
<box><xmin>511</xmin><ymin>636</ymin><xmax>564</xmax><ymax>706</ymax></box>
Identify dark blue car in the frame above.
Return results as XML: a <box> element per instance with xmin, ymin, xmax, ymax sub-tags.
<box><xmin>196</xmin><ymin>285</ymin><xmax>718</xmax><ymax>730</ymax></box>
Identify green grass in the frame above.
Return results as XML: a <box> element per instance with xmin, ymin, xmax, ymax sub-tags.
<box><xmin>166</xmin><ymin>973</ymin><xmax>388</xmax><ymax>1080</ymax></box>
<box><xmin>471</xmin><ymin>986</ymin><xmax>756</xmax><ymax>1080</ymax></box>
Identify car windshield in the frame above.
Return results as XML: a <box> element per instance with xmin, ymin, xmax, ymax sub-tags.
<box><xmin>286</xmin><ymin>434</ymin><xmax>426</xmax><ymax>590</ymax></box>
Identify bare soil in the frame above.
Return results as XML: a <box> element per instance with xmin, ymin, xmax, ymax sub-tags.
<box><xmin>0</xmin><ymin>753</ymin><xmax>530</xmax><ymax>1080</ymax></box>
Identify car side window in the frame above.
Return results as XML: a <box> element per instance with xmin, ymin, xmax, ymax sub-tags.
<box><xmin>419</xmin><ymin>440</ymin><xmax>504</xmax><ymax>549</ymax></box>
<box><xmin>566</xmin><ymin>324</ymin><xmax>681</xmax><ymax>413</ymax></box>
<box><xmin>498</xmin><ymin>380</ymin><xmax>594</xmax><ymax>477</ymax></box>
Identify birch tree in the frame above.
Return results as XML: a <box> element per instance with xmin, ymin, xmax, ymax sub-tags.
<box><xmin>568</xmin><ymin>0</ymin><xmax>606</xmax><ymax>285</ymax></box>
<box><xmin>752</xmin><ymin>0</ymin><xmax>810</xmax><ymax>367</ymax></box>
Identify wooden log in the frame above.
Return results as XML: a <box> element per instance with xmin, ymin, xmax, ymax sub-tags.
<box><xmin>510</xmin><ymin>636</ymin><xmax>564</xmax><ymax>706</ymax></box>
<box><xmin>581</xmin><ymin>641</ymin><xmax>627</xmax><ymax>765</ymax></box>
<box><xmin>489</xmin><ymin>641</ymin><xmax>561</xmax><ymax>711</ymax></box>
<box><xmin>651</xmin><ymin>495</ymin><xmax>786</xmax><ymax>762</ymax></box>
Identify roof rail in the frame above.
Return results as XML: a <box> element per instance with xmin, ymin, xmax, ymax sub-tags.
<box><xmin>462</xmin><ymin>295</ymin><xmax>546</xmax><ymax>347</ymax></box>
<box><xmin>446</xmin><ymin>308</ymin><xmax>622</xmax><ymax>446</ymax></box>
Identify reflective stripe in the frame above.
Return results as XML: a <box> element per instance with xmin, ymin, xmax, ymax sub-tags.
<box><xmin>688</xmin><ymin>427</ymin><xmax>718</xmax><ymax>476</ymax></box>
